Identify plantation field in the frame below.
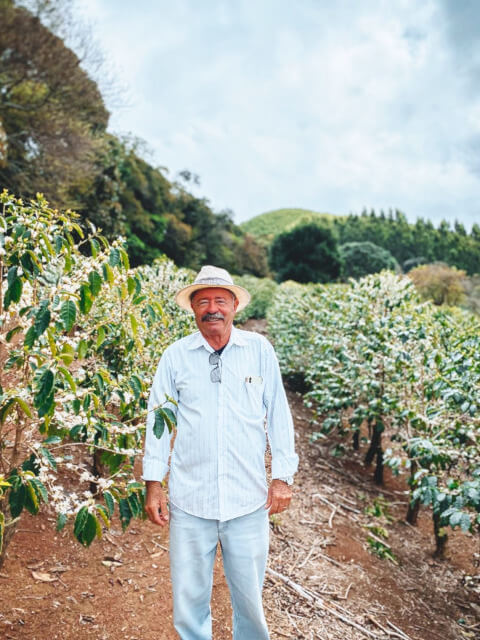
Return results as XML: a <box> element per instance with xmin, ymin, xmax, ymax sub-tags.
<box><xmin>1</xmin><ymin>381</ymin><xmax>477</xmax><ymax>639</ymax></box>
<box><xmin>0</xmin><ymin>195</ymin><xmax>478</xmax><ymax>638</ymax></box>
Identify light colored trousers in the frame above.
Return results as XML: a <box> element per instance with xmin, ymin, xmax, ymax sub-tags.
<box><xmin>169</xmin><ymin>503</ymin><xmax>270</xmax><ymax>640</ymax></box>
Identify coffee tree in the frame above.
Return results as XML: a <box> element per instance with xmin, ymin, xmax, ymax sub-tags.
<box><xmin>0</xmin><ymin>192</ymin><xmax>194</xmax><ymax>565</ymax></box>
<box><xmin>268</xmin><ymin>272</ymin><xmax>480</xmax><ymax>556</ymax></box>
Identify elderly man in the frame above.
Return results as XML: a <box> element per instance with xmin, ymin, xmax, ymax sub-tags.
<box><xmin>143</xmin><ymin>265</ymin><xmax>298</xmax><ymax>640</ymax></box>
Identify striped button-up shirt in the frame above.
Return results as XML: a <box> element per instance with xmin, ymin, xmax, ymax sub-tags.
<box><xmin>142</xmin><ymin>326</ymin><xmax>298</xmax><ymax>521</ymax></box>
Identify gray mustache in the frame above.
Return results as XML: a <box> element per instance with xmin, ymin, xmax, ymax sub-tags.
<box><xmin>202</xmin><ymin>312</ymin><xmax>225</xmax><ymax>322</ymax></box>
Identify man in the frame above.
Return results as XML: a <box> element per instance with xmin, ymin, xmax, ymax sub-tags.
<box><xmin>143</xmin><ymin>265</ymin><xmax>298</xmax><ymax>640</ymax></box>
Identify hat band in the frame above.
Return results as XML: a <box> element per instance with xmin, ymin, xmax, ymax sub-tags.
<box><xmin>195</xmin><ymin>277</ymin><xmax>233</xmax><ymax>286</ymax></box>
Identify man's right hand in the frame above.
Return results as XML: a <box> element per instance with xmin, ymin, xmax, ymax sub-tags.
<box><xmin>145</xmin><ymin>480</ymin><xmax>169</xmax><ymax>526</ymax></box>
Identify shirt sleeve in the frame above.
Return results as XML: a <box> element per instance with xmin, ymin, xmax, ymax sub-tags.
<box><xmin>263</xmin><ymin>340</ymin><xmax>299</xmax><ymax>479</ymax></box>
<box><xmin>142</xmin><ymin>348</ymin><xmax>178</xmax><ymax>482</ymax></box>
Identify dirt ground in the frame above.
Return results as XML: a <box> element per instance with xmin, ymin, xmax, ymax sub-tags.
<box><xmin>1</xmin><ymin>323</ymin><xmax>479</xmax><ymax>639</ymax></box>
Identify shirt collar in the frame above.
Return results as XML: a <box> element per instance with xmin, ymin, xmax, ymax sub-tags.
<box><xmin>186</xmin><ymin>325</ymin><xmax>247</xmax><ymax>352</ymax></box>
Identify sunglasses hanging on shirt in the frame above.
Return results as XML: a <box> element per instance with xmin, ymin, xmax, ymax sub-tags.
<box><xmin>209</xmin><ymin>352</ymin><xmax>222</xmax><ymax>383</ymax></box>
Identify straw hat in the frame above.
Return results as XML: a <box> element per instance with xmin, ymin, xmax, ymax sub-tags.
<box><xmin>175</xmin><ymin>265</ymin><xmax>251</xmax><ymax>312</ymax></box>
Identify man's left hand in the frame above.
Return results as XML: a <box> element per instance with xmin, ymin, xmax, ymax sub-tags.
<box><xmin>265</xmin><ymin>479</ymin><xmax>293</xmax><ymax>515</ymax></box>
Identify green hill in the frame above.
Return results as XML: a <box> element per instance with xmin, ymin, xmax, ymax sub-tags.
<box><xmin>241</xmin><ymin>208</ymin><xmax>342</xmax><ymax>245</ymax></box>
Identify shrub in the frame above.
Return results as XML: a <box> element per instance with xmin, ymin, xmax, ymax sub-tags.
<box><xmin>409</xmin><ymin>263</ymin><xmax>468</xmax><ymax>306</ymax></box>
<box><xmin>234</xmin><ymin>275</ymin><xmax>278</xmax><ymax>323</ymax></box>
<box><xmin>339</xmin><ymin>241</ymin><xmax>399</xmax><ymax>280</ymax></box>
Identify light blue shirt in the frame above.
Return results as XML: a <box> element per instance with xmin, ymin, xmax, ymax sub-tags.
<box><xmin>142</xmin><ymin>326</ymin><xmax>299</xmax><ymax>521</ymax></box>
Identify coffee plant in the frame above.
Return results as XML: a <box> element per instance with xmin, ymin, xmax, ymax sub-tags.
<box><xmin>0</xmin><ymin>192</ymin><xmax>194</xmax><ymax>564</ymax></box>
<box><xmin>268</xmin><ymin>272</ymin><xmax>480</xmax><ymax>556</ymax></box>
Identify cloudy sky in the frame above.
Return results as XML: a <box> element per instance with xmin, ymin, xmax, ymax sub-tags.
<box><xmin>78</xmin><ymin>0</ymin><xmax>480</xmax><ymax>227</ymax></box>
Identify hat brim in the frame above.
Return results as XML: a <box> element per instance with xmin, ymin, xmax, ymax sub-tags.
<box><xmin>175</xmin><ymin>283</ymin><xmax>251</xmax><ymax>313</ymax></box>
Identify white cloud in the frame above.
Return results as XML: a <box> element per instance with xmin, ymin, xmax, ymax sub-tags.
<box><xmin>76</xmin><ymin>0</ymin><xmax>480</xmax><ymax>227</ymax></box>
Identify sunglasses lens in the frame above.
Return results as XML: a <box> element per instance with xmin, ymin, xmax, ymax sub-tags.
<box><xmin>209</xmin><ymin>352</ymin><xmax>222</xmax><ymax>382</ymax></box>
<box><xmin>210</xmin><ymin>366</ymin><xmax>221</xmax><ymax>383</ymax></box>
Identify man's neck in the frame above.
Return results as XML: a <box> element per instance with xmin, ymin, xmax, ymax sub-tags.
<box><xmin>201</xmin><ymin>327</ymin><xmax>233</xmax><ymax>351</ymax></box>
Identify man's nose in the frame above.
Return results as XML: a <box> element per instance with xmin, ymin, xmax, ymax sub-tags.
<box><xmin>206</xmin><ymin>300</ymin><xmax>218</xmax><ymax>313</ymax></box>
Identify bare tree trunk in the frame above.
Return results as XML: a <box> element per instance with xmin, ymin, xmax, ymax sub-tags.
<box><xmin>374</xmin><ymin>445</ymin><xmax>383</xmax><ymax>485</ymax></box>
<box><xmin>0</xmin><ymin>498</ymin><xmax>18</xmax><ymax>570</ymax></box>
<box><xmin>352</xmin><ymin>430</ymin><xmax>360</xmax><ymax>451</ymax></box>
<box><xmin>433</xmin><ymin>511</ymin><xmax>447</xmax><ymax>558</ymax></box>
<box><xmin>365</xmin><ymin>423</ymin><xmax>381</xmax><ymax>466</ymax></box>
<box><xmin>406</xmin><ymin>462</ymin><xmax>419</xmax><ymax>524</ymax></box>
<box><xmin>406</xmin><ymin>499</ymin><xmax>420</xmax><ymax>525</ymax></box>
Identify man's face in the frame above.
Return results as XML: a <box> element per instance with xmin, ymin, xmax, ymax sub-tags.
<box><xmin>190</xmin><ymin>287</ymin><xmax>238</xmax><ymax>337</ymax></box>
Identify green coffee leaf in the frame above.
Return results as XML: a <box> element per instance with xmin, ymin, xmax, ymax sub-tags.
<box><xmin>153</xmin><ymin>408</ymin><xmax>165</xmax><ymax>439</ymax></box>
<box><xmin>104</xmin><ymin>491</ymin><xmax>115</xmax><ymax>517</ymax></box>
<box><xmin>33</xmin><ymin>302</ymin><xmax>51</xmax><ymax>336</ymax></box>
<box><xmin>88</xmin><ymin>270</ymin><xmax>102</xmax><ymax>296</ymax></box>
<box><xmin>119</xmin><ymin>497</ymin><xmax>132</xmax><ymax>531</ymax></box>
<box><xmin>160</xmin><ymin>407</ymin><xmax>176</xmax><ymax>433</ymax></box>
<box><xmin>9</xmin><ymin>483</ymin><xmax>26</xmax><ymax>519</ymax></box>
<box><xmin>60</xmin><ymin>300</ymin><xmax>76</xmax><ymax>332</ymax></box>
<box><xmin>35</xmin><ymin>369</ymin><xmax>55</xmax><ymax>403</ymax></box>
<box><xmin>109</xmin><ymin>248</ymin><xmax>120</xmax><ymax>267</ymax></box>
<box><xmin>39</xmin><ymin>446</ymin><xmax>57</xmax><ymax>470</ymax></box>
<box><xmin>79</xmin><ymin>284</ymin><xmax>93</xmax><ymax>314</ymax></box>
<box><xmin>56</xmin><ymin>513</ymin><xmax>68</xmax><ymax>531</ymax></box>
<box><xmin>74</xmin><ymin>506</ymin><xmax>89</xmax><ymax>538</ymax></box>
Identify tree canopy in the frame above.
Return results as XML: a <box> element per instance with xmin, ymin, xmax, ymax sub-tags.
<box><xmin>333</xmin><ymin>209</ymin><xmax>480</xmax><ymax>275</ymax></box>
<box><xmin>339</xmin><ymin>241</ymin><xmax>399</xmax><ymax>280</ymax></box>
<box><xmin>269</xmin><ymin>223</ymin><xmax>341</xmax><ymax>283</ymax></box>
<box><xmin>0</xmin><ymin>1</ymin><xmax>267</xmax><ymax>276</ymax></box>
<box><xmin>0</xmin><ymin>0</ymin><xmax>108</xmax><ymax>205</ymax></box>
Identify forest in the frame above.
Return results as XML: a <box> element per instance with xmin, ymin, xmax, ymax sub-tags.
<box><xmin>0</xmin><ymin>0</ymin><xmax>267</xmax><ymax>276</ymax></box>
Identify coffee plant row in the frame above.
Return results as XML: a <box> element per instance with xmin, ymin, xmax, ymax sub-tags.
<box><xmin>0</xmin><ymin>192</ymin><xmax>195</xmax><ymax>564</ymax></box>
<box><xmin>267</xmin><ymin>273</ymin><xmax>480</xmax><ymax>555</ymax></box>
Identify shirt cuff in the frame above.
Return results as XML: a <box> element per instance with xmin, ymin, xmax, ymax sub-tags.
<box><xmin>272</xmin><ymin>453</ymin><xmax>299</xmax><ymax>479</ymax></box>
<box><xmin>141</xmin><ymin>458</ymin><xmax>169</xmax><ymax>482</ymax></box>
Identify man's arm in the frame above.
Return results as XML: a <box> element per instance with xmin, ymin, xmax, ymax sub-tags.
<box><xmin>263</xmin><ymin>340</ymin><xmax>299</xmax><ymax>515</ymax></box>
<box><xmin>143</xmin><ymin>349</ymin><xmax>178</xmax><ymax>526</ymax></box>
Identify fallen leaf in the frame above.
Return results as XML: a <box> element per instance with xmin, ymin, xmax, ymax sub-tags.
<box><xmin>103</xmin><ymin>555</ymin><xmax>122</xmax><ymax>563</ymax></box>
<box><xmin>31</xmin><ymin>571</ymin><xmax>56</xmax><ymax>583</ymax></box>
<box><xmin>48</xmin><ymin>564</ymin><xmax>70</xmax><ymax>573</ymax></box>
<box><xmin>101</xmin><ymin>560</ymin><xmax>122</xmax><ymax>568</ymax></box>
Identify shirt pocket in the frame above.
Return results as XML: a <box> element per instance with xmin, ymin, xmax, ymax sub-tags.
<box><xmin>243</xmin><ymin>378</ymin><xmax>266</xmax><ymax>414</ymax></box>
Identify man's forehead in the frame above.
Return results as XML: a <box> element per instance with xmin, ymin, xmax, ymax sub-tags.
<box><xmin>191</xmin><ymin>287</ymin><xmax>235</xmax><ymax>301</ymax></box>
